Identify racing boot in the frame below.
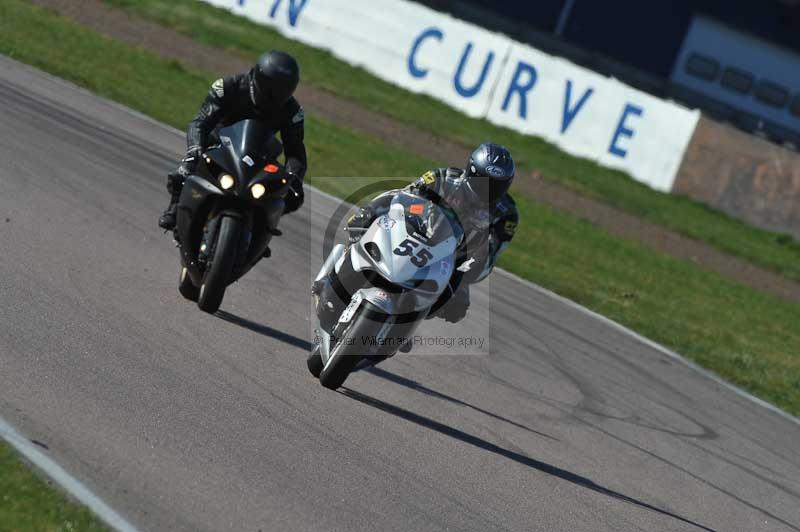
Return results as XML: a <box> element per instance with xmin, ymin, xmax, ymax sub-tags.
<box><xmin>159</xmin><ymin>169</ymin><xmax>187</xmax><ymax>231</ymax></box>
<box><xmin>158</xmin><ymin>194</ymin><xmax>179</xmax><ymax>230</ymax></box>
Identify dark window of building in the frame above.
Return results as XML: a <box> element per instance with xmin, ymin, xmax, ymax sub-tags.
<box><xmin>685</xmin><ymin>53</ymin><xmax>720</xmax><ymax>80</ymax></box>
<box><xmin>721</xmin><ymin>67</ymin><xmax>754</xmax><ymax>94</ymax></box>
<box><xmin>459</xmin><ymin>0</ymin><xmax>566</xmax><ymax>32</ymax></box>
<box><xmin>790</xmin><ymin>94</ymin><xmax>800</xmax><ymax>118</ymax></box>
<box><xmin>563</xmin><ymin>0</ymin><xmax>694</xmax><ymax>78</ymax></box>
<box><xmin>754</xmin><ymin>80</ymin><xmax>789</xmax><ymax>108</ymax></box>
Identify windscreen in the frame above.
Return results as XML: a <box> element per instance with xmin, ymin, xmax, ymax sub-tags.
<box><xmin>391</xmin><ymin>192</ymin><xmax>462</xmax><ymax>246</ymax></box>
<box><xmin>214</xmin><ymin>120</ymin><xmax>280</xmax><ymax>183</ymax></box>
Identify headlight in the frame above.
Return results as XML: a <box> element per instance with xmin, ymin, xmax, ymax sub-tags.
<box><xmin>364</xmin><ymin>242</ymin><xmax>382</xmax><ymax>261</ymax></box>
<box><xmin>219</xmin><ymin>174</ymin><xmax>235</xmax><ymax>190</ymax></box>
<box><xmin>251</xmin><ymin>183</ymin><xmax>266</xmax><ymax>199</ymax></box>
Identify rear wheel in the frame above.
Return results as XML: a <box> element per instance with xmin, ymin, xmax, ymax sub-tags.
<box><xmin>178</xmin><ymin>267</ymin><xmax>199</xmax><ymax>302</ymax></box>
<box><xmin>197</xmin><ymin>215</ymin><xmax>240</xmax><ymax>314</ymax></box>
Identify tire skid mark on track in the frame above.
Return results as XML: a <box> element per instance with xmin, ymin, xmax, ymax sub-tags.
<box><xmin>339</xmin><ymin>388</ymin><xmax>718</xmax><ymax>532</ymax></box>
<box><xmin>583</xmin><ymin>421</ymin><xmax>800</xmax><ymax>532</ymax></box>
<box><xmin>497</xmin><ymin>268</ymin><xmax>800</xmax><ymax>427</ymax></box>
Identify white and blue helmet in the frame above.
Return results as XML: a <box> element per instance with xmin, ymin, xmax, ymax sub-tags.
<box><xmin>465</xmin><ymin>142</ymin><xmax>515</xmax><ymax>204</ymax></box>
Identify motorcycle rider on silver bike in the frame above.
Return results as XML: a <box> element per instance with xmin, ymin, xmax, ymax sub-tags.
<box><xmin>342</xmin><ymin>142</ymin><xmax>519</xmax><ymax>327</ymax></box>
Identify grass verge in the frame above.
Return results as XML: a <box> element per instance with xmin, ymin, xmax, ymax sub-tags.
<box><xmin>0</xmin><ymin>442</ymin><xmax>108</xmax><ymax>531</ymax></box>
<box><xmin>1</xmin><ymin>0</ymin><xmax>798</xmax><ymax>428</ymax></box>
<box><xmin>98</xmin><ymin>0</ymin><xmax>800</xmax><ymax>282</ymax></box>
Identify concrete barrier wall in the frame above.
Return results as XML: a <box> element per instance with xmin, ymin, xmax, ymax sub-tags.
<box><xmin>202</xmin><ymin>0</ymin><xmax>700</xmax><ymax>193</ymax></box>
<box><xmin>675</xmin><ymin>117</ymin><xmax>800</xmax><ymax>239</ymax></box>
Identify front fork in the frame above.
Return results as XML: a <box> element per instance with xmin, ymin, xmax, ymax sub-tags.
<box><xmin>313</xmin><ymin>244</ymin><xmax>347</xmax><ymax>335</ymax></box>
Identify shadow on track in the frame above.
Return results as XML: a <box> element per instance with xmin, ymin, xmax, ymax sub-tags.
<box><xmin>340</xmin><ymin>387</ymin><xmax>716</xmax><ymax>532</ymax></box>
<box><xmin>365</xmin><ymin>367</ymin><xmax>559</xmax><ymax>442</ymax></box>
<box><xmin>216</xmin><ymin>310</ymin><xmax>313</xmax><ymax>351</ymax></box>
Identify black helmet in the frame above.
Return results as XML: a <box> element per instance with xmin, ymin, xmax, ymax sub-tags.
<box><xmin>464</xmin><ymin>143</ymin><xmax>515</xmax><ymax>204</ymax></box>
<box><xmin>251</xmin><ymin>50</ymin><xmax>300</xmax><ymax>108</ymax></box>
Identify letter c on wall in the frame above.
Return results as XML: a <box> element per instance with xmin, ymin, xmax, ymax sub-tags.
<box><xmin>408</xmin><ymin>27</ymin><xmax>444</xmax><ymax>79</ymax></box>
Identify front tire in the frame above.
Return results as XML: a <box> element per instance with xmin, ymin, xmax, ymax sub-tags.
<box><xmin>178</xmin><ymin>267</ymin><xmax>199</xmax><ymax>302</ymax></box>
<box><xmin>197</xmin><ymin>215</ymin><xmax>240</xmax><ymax>314</ymax></box>
<box><xmin>318</xmin><ymin>308</ymin><xmax>377</xmax><ymax>390</ymax></box>
<box><xmin>319</xmin><ymin>346</ymin><xmax>362</xmax><ymax>390</ymax></box>
<box><xmin>307</xmin><ymin>346</ymin><xmax>323</xmax><ymax>378</ymax></box>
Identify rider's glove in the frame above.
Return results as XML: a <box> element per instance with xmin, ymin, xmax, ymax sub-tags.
<box><xmin>178</xmin><ymin>148</ymin><xmax>202</xmax><ymax>176</ymax></box>
<box><xmin>167</xmin><ymin>148</ymin><xmax>203</xmax><ymax>198</ymax></box>
<box><xmin>441</xmin><ymin>285</ymin><xmax>470</xmax><ymax>323</ymax></box>
<box><xmin>345</xmin><ymin>206</ymin><xmax>374</xmax><ymax>243</ymax></box>
<box><xmin>167</xmin><ymin>148</ymin><xmax>202</xmax><ymax>194</ymax></box>
<box><xmin>283</xmin><ymin>172</ymin><xmax>304</xmax><ymax>214</ymax></box>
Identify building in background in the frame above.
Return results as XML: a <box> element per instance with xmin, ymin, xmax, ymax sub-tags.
<box><xmin>418</xmin><ymin>0</ymin><xmax>800</xmax><ymax>148</ymax></box>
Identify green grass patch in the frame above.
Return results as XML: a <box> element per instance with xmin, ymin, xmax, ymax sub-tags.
<box><xmin>2</xmin><ymin>0</ymin><xmax>799</xmax><ymax>427</ymax></box>
<box><xmin>0</xmin><ymin>442</ymin><xmax>109</xmax><ymax>531</ymax></box>
<box><xmin>98</xmin><ymin>0</ymin><xmax>800</xmax><ymax>282</ymax></box>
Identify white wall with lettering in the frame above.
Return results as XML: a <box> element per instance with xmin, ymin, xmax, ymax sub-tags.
<box><xmin>201</xmin><ymin>0</ymin><xmax>699</xmax><ymax>191</ymax></box>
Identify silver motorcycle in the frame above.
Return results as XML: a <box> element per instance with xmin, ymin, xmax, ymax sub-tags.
<box><xmin>308</xmin><ymin>190</ymin><xmax>463</xmax><ymax>389</ymax></box>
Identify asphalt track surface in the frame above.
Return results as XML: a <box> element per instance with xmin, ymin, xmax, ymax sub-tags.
<box><xmin>1</xmin><ymin>57</ymin><xmax>799</xmax><ymax>532</ymax></box>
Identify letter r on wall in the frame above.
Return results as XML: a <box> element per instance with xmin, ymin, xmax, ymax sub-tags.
<box><xmin>501</xmin><ymin>62</ymin><xmax>538</xmax><ymax>119</ymax></box>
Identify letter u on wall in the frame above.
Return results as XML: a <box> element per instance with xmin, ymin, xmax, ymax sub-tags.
<box><xmin>453</xmin><ymin>43</ymin><xmax>495</xmax><ymax>98</ymax></box>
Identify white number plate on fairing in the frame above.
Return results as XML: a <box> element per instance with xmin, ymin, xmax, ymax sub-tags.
<box><xmin>339</xmin><ymin>292</ymin><xmax>363</xmax><ymax>324</ymax></box>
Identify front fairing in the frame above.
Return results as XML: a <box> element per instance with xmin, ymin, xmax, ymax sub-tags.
<box><xmin>175</xmin><ymin>120</ymin><xmax>288</xmax><ymax>283</ymax></box>
<box><xmin>350</xmin><ymin>192</ymin><xmax>459</xmax><ymax>314</ymax></box>
<box><xmin>205</xmin><ymin>119</ymin><xmax>289</xmax><ymax>199</ymax></box>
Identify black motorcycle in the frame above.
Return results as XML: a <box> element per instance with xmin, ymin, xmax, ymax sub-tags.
<box><xmin>174</xmin><ymin>119</ymin><xmax>290</xmax><ymax>313</ymax></box>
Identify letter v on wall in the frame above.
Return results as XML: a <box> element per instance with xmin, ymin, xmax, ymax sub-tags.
<box><xmin>269</xmin><ymin>0</ymin><xmax>311</xmax><ymax>27</ymax></box>
<box><xmin>561</xmin><ymin>80</ymin><xmax>594</xmax><ymax>134</ymax></box>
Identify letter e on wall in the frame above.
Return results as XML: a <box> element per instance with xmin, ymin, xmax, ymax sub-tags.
<box><xmin>609</xmin><ymin>104</ymin><xmax>643</xmax><ymax>158</ymax></box>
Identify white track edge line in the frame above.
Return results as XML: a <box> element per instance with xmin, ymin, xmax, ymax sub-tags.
<box><xmin>0</xmin><ymin>417</ymin><xmax>140</xmax><ymax>532</ymax></box>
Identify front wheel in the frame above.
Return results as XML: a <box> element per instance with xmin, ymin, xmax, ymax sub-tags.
<box><xmin>319</xmin><ymin>346</ymin><xmax>362</xmax><ymax>390</ymax></box>
<box><xmin>307</xmin><ymin>346</ymin><xmax>323</xmax><ymax>378</ymax></box>
<box><xmin>178</xmin><ymin>267</ymin><xmax>199</xmax><ymax>302</ymax></box>
<box><xmin>318</xmin><ymin>306</ymin><xmax>385</xmax><ymax>389</ymax></box>
<box><xmin>197</xmin><ymin>215</ymin><xmax>241</xmax><ymax>313</ymax></box>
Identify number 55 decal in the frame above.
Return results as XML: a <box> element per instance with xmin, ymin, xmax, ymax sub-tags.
<box><xmin>393</xmin><ymin>238</ymin><xmax>433</xmax><ymax>267</ymax></box>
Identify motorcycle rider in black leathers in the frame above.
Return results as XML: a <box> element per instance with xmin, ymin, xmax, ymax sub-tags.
<box><xmin>158</xmin><ymin>50</ymin><xmax>307</xmax><ymax>230</ymax></box>
<box><xmin>345</xmin><ymin>142</ymin><xmax>519</xmax><ymax>323</ymax></box>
